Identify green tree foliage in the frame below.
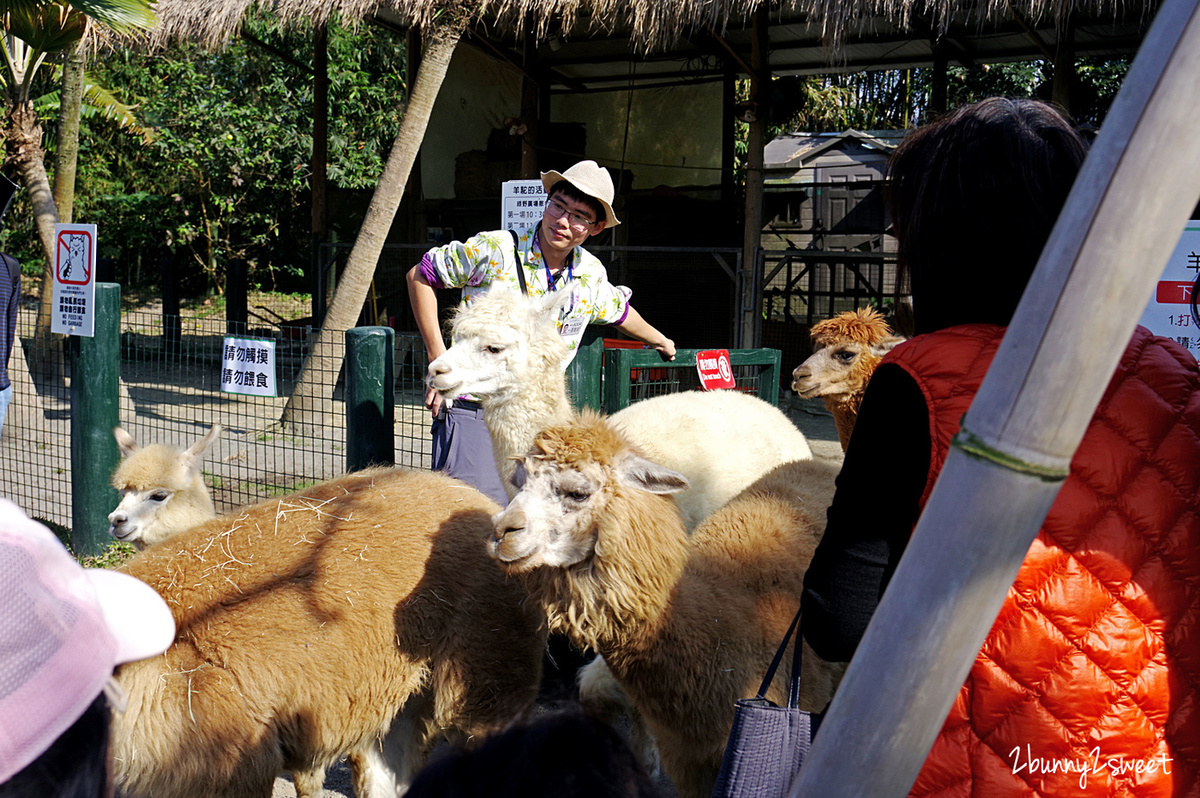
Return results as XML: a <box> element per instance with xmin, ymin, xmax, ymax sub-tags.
<box><xmin>4</xmin><ymin>15</ymin><xmax>405</xmax><ymax>296</ymax></box>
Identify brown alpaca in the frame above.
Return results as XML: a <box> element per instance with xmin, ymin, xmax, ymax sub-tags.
<box><xmin>791</xmin><ymin>308</ymin><xmax>906</xmax><ymax>451</ymax></box>
<box><xmin>490</xmin><ymin>413</ymin><xmax>843</xmax><ymax>798</ymax></box>
<box><xmin>112</xmin><ymin>467</ymin><xmax>544</xmax><ymax>798</ymax></box>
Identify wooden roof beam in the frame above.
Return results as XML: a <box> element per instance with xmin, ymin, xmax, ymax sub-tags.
<box><xmin>464</xmin><ymin>26</ymin><xmax>590</xmax><ymax>93</ymax></box>
<box><xmin>703</xmin><ymin>23</ymin><xmax>758</xmax><ymax>79</ymax></box>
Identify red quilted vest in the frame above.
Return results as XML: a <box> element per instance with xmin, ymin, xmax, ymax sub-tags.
<box><xmin>884</xmin><ymin>324</ymin><xmax>1200</xmax><ymax>797</ymax></box>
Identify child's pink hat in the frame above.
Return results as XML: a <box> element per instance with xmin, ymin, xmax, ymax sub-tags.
<box><xmin>0</xmin><ymin>499</ymin><xmax>174</xmax><ymax>783</ymax></box>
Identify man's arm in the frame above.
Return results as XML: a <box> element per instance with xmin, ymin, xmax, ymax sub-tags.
<box><xmin>613</xmin><ymin>306</ymin><xmax>676</xmax><ymax>360</ymax></box>
<box><xmin>406</xmin><ymin>264</ymin><xmax>448</xmax><ymax>414</ymax></box>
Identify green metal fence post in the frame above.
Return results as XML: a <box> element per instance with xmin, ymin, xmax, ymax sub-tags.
<box><xmin>345</xmin><ymin>326</ymin><xmax>394</xmax><ymax>472</ymax></box>
<box><xmin>71</xmin><ymin>282</ymin><xmax>121</xmax><ymax>556</ymax></box>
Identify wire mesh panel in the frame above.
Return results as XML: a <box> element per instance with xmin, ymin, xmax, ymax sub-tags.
<box><xmin>1</xmin><ymin>298</ymin><xmax>432</xmax><ymax>532</ymax></box>
<box><xmin>601</xmin><ymin>348</ymin><xmax>782</xmax><ymax>413</ymax></box>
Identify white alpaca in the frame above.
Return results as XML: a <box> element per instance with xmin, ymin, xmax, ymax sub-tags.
<box><xmin>427</xmin><ymin>287</ymin><xmax>813</xmax><ymax>529</ymax></box>
<box><xmin>491</xmin><ymin>412</ymin><xmax>843</xmax><ymax>798</ymax></box>
<box><xmin>108</xmin><ymin>425</ymin><xmax>221</xmax><ymax>549</ymax></box>
<box><xmin>112</xmin><ymin>466</ymin><xmax>544</xmax><ymax>798</ymax></box>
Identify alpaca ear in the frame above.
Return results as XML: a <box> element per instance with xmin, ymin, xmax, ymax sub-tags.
<box><xmin>533</xmin><ymin>285</ymin><xmax>577</xmax><ymax>323</ymax></box>
<box><xmin>872</xmin><ymin>335</ymin><xmax>907</xmax><ymax>358</ymax></box>
<box><xmin>615</xmin><ymin>452</ymin><xmax>689</xmax><ymax>495</ymax></box>
<box><xmin>181</xmin><ymin>424</ymin><xmax>222</xmax><ymax>469</ymax></box>
<box><xmin>114</xmin><ymin>426</ymin><xmax>140</xmax><ymax>457</ymax></box>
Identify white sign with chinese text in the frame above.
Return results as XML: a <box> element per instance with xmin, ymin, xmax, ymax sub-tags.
<box><xmin>220</xmin><ymin>336</ymin><xmax>277</xmax><ymax>397</ymax></box>
<box><xmin>51</xmin><ymin>223</ymin><xmax>97</xmax><ymax>337</ymax></box>
<box><xmin>1139</xmin><ymin>222</ymin><xmax>1200</xmax><ymax>359</ymax></box>
<box><xmin>501</xmin><ymin>179</ymin><xmax>547</xmax><ymax>231</ymax></box>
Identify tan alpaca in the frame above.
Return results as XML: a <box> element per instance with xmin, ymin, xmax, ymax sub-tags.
<box><xmin>791</xmin><ymin>308</ymin><xmax>906</xmax><ymax>451</ymax></box>
<box><xmin>108</xmin><ymin>425</ymin><xmax>221</xmax><ymax>549</ymax></box>
<box><xmin>112</xmin><ymin>467</ymin><xmax>544</xmax><ymax>798</ymax></box>
<box><xmin>490</xmin><ymin>413</ymin><xmax>843</xmax><ymax>798</ymax></box>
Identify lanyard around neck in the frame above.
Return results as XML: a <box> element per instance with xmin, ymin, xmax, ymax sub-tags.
<box><xmin>530</xmin><ymin>226</ymin><xmax>574</xmax><ymax>291</ymax></box>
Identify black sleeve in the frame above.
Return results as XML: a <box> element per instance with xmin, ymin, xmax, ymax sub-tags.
<box><xmin>800</xmin><ymin>363</ymin><xmax>931</xmax><ymax>662</ymax></box>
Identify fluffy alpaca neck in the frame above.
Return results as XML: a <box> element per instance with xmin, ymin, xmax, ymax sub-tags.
<box><xmin>482</xmin><ymin>373</ymin><xmax>574</xmax><ymax>492</ymax></box>
<box><xmin>535</xmin><ymin>489</ymin><xmax>690</xmax><ymax>655</ymax></box>
<box><xmin>824</xmin><ymin>392</ymin><xmax>863</xmax><ymax>452</ymax></box>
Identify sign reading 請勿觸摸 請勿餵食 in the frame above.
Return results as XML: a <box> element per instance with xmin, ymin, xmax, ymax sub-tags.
<box><xmin>220</xmin><ymin>336</ymin><xmax>277</xmax><ymax>397</ymax></box>
<box><xmin>51</xmin><ymin>223</ymin><xmax>97</xmax><ymax>337</ymax></box>
<box><xmin>502</xmin><ymin>180</ymin><xmax>546</xmax><ymax>231</ymax></box>
<box><xmin>1140</xmin><ymin>221</ymin><xmax>1200</xmax><ymax>360</ymax></box>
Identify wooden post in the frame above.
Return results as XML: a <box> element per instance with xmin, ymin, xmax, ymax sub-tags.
<box><xmin>790</xmin><ymin>0</ymin><xmax>1200</xmax><ymax>792</ymax></box>
<box><xmin>740</xmin><ymin>5</ymin><xmax>769</xmax><ymax>349</ymax></box>
<box><xmin>1051</xmin><ymin>15</ymin><xmax>1076</xmax><ymax>116</ymax></box>
<box><xmin>520</xmin><ymin>28</ymin><xmax>540</xmax><ymax>178</ymax></box>
<box><xmin>311</xmin><ymin>23</ymin><xmax>329</xmax><ymax>324</ymax></box>
<box><xmin>930</xmin><ymin>44</ymin><xmax>948</xmax><ymax>118</ymax></box>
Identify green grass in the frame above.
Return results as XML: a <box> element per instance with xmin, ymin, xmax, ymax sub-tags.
<box><xmin>34</xmin><ymin>516</ymin><xmax>137</xmax><ymax>570</ymax></box>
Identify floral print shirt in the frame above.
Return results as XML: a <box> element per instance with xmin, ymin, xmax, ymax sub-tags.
<box><xmin>419</xmin><ymin>226</ymin><xmax>632</xmax><ymax>361</ymax></box>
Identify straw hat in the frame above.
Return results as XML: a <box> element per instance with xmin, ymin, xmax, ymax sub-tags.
<box><xmin>0</xmin><ymin>499</ymin><xmax>175</xmax><ymax>783</ymax></box>
<box><xmin>540</xmin><ymin>160</ymin><xmax>621</xmax><ymax>228</ymax></box>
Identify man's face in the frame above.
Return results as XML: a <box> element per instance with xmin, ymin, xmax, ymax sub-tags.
<box><xmin>539</xmin><ymin>191</ymin><xmax>606</xmax><ymax>260</ymax></box>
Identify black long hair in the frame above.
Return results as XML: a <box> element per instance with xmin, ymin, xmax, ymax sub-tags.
<box><xmin>405</xmin><ymin>705</ymin><xmax>662</xmax><ymax>798</ymax></box>
<box><xmin>887</xmin><ymin>98</ymin><xmax>1088</xmax><ymax>334</ymax></box>
<box><xmin>0</xmin><ymin>693</ymin><xmax>112</xmax><ymax>798</ymax></box>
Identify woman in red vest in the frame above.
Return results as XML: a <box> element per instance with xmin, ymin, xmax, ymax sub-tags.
<box><xmin>801</xmin><ymin>98</ymin><xmax>1200</xmax><ymax>796</ymax></box>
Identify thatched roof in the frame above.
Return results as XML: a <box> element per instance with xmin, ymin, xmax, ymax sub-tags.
<box><xmin>149</xmin><ymin>0</ymin><xmax>1159</xmax><ymax>55</ymax></box>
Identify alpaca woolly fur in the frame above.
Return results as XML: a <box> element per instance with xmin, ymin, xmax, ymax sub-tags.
<box><xmin>490</xmin><ymin>412</ymin><xmax>843</xmax><ymax>798</ymax></box>
<box><xmin>111</xmin><ymin>466</ymin><xmax>543</xmax><ymax>798</ymax></box>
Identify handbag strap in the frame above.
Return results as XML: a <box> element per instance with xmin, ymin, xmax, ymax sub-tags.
<box><xmin>509</xmin><ymin>229</ymin><xmax>528</xmax><ymax>296</ymax></box>
<box><xmin>755</xmin><ymin>605</ymin><xmax>804</xmax><ymax>709</ymax></box>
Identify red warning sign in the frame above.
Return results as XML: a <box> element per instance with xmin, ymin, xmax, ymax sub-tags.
<box><xmin>696</xmin><ymin>349</ymin><xmax>736</xmax><ymax>391</ymax></box>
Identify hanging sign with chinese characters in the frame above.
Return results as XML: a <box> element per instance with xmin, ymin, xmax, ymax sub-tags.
<box><xmin>696</xmin><ymin>349</ymin><xmax>737</xmax><ymax>391</ymax></box>
<box><xmin>501</xmin><ymin>179</ymin><xmax>547</xmax><ymax>231</ymax></box>
<box><xmin>1138</xmin><ymin>221</ymin><xmax>1200</xmax><ymax>359</ymax></box>
<box><xmin>220</xmin><ymin>336</ymin><xmax>277</xmax><ymax>397</ymax></box>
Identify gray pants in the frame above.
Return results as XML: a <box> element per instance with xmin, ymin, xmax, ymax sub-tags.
<box><xmin>430</xmin><ymin>400</ymin><xmax>509</xmax><ymax>506</ymax></box>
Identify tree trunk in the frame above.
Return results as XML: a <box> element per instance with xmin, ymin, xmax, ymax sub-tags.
<box><xmin>54</xmin><ymin>43</ymin><xmax>86</xmax><ymax>225</ymax></box>
<box><xmin>280</xmin><ymin>20</ymin><xmax>464</xmax><ymax>433</ymax></box>
<box><xmin>7</xmin><ymin>102</ymin><xmax>62</xmax><ymax>347</ymax></box>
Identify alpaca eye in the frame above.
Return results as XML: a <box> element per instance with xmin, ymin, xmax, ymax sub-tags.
<box><xmin>834</xmin><ymin>350</ymin><xmax>856</xmax><ymax>363</ymax></box>
<box><xmin>565</xmin><ymin>490</ymin><xmax>590</xmax><ymax>503</ymax></box>
<box><xmin>486</xmin><ymin>345</ymin><xmax>505</xmax><ymax>355</ymax></box>
<box><xmin>150</xmin><ymin>491</ymin><xmax>170</xmax><ymax>503</ymax></box>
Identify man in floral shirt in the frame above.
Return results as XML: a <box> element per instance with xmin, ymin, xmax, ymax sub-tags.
<box><xmin>406</xmin><ymin>160</ymin><xmax>675</xmax><ymax>504</ymax></box>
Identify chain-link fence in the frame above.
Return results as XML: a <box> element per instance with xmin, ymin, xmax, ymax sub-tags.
<box><xmin>2</xmin><ymin>297</ymin><xmax>431</xmax><ymax>532</ymax></box>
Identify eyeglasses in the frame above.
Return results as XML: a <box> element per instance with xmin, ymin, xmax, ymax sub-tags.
<box><xmin>545</xmin><ymin>198</ymin><xmax>597</xmax><ymax>231</ymax></box>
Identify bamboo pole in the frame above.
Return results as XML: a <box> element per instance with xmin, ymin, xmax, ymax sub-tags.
<box><xmin>790</xmin><ymin>0</ymin><xmax>1200</xmax><ymax>792</ymax></box>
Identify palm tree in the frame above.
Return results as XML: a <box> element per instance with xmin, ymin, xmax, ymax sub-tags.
<box><xmin>1</xmin><ymin>0</ymin><xmax>155</xmax><ymax>340</ymax></box>
<box><xmin>280</xmin><ymin>9</ymin><xmax>470</xmax><ymax>432</ymax></box>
